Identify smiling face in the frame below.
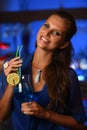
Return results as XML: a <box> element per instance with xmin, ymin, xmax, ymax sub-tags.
<box><xmin>36</xmin><ymin>14</ymin><xmax>71</xmax><ymax>51</ymax></box>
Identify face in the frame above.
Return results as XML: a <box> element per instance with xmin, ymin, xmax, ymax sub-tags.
<box><xmin>36</xmin><ymin>14</ymin><xmax>70</xmax><ymax>51</ymax></box>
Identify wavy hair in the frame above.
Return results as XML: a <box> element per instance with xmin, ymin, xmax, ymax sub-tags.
<box><xmin>44</xmin><ymin>11</ymin><xmax>77</xmax><ymax>112</ymax></box>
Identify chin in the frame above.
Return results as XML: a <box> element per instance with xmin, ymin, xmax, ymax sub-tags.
<box><xmin>37</xmin><ymin>42</ymin><xmax>45</xmax><ymax>48</ymax></box>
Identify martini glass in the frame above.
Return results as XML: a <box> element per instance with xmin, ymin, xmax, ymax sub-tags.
<box><xmin>14</xmin><ymin>74</ymin><xmax>33</xmax><ymax>103</ymax></box>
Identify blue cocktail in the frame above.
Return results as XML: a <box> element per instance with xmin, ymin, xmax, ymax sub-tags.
<box><xmin>14</xmin><ymin>74</ymin><xmax>33</xmax><ymax>103</ymax></box>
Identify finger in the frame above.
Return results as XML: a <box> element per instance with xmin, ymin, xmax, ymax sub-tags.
<box><xmin>4</xmin><ymin>67</ymin><xmax>18</xmax><ymax>73</ymax></box>
<box><xmin>9</xmin><ymin>60</ymin><xmax>23</xmax><ymax>67</ymax></box>
<box><xmin>21</xmin><ymin>102</ymin><xmax>30</xmax><ymax>107</ymax></box>
<box><xmin>9</xmin><ymin>57</ymin><xmax>21</xmax><ymax>64</ymax></box>
<box><xmin>5</xmin><ymin>64</ymin><xmax>21</xmax><ymax>73</ymax></box>
<box><xmin>6</xmin><ymin>61</ymin><xmax>22</xmax><ymax>72</ymax></box>
<box><xmin>3</xmin><ymin>58</ymin><xmax>22</xmax><ymax>71</ymax></box>
<box><xmin>21</xmin><ymin>102</ymin><xmax>38</xmax><ymax>110</ymax></box>
<box><xmin>21</xmin><ymin>102</ymin><xmax>33</xmax><ymax>111</ymax></box>
<box><xmin>23</xmin><ymin>110</ymin><xmax>34</xmax><ymax>115</ymax></box>
<box><xmin>4</xmin><ymin>68</ymin><xmax>18</xmax><ymax>76</ymax></box>
<box><xmin>9</xmin><ymin>63</ymin><xmax>22</xmax><ymax>68</ymax></box>
<box><xmin>21</xmin><ymin>104</ymin><xmax>34</xmax><ymax>115</ymax></box>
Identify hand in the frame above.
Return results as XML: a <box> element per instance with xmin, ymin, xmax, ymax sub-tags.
<box><xmin>3</xmin><ymin>57</ymin><xmax>23</xmax><ymax>76</ymax></box>
<box><xmin>21</xmin><ymin>101</ymin><xmax>48</xmax><ymax>119</ymax></box>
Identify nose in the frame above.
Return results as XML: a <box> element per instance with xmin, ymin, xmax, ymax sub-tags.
<box><xmin>44</xmin><ymin>30</ymin><xmax>51</xmax><ymax>37</ymax></box>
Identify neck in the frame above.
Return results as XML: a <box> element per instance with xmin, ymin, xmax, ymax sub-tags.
<box><xmin>32</xmin><ymin>47</ymin><xmax>52</xmax><ymax>69</ymax></box>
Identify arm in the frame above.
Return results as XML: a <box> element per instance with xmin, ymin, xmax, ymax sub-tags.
<box><xmin>45</xmin><ymin>109</ymin><xmax>85</xmax><ymax>129</ymax></box>
<box><xmin>21</xmin><ymin>69</ymin><xmax>86</xmax><ymax>129</ymax></box>
<box><xmin>21</xmin><ymin>101</ymin><xmax>85</xmax><ymax>129</ymax></box>
<box><xmin>0</xmin><ymin>57</ymin><xmax>22</xmax><ymax>123</ymax></box>
<box><xmin>47</xmin><ymin>69</ymin><xmax>86</xmax><ymax>129</ymax></box>
<box><xmin>0</xmin><ymin>84</ymin><xmax>14</xmax><ymax>122</ymax></box>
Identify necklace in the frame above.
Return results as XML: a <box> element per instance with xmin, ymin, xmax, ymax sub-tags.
<box><xmin>32</xmin><ymin>62</ymin><xmax>48</xmax><ymax>84</ymax></box>
<box><xmin>34</xmin><ymin>69</ymin><xmax>42</xmax><ymax>84</ymax></box>
<box><xmin>32</xmin><ymin>67</ymin><xmax>45</xmax><ymax>84</ymax></box>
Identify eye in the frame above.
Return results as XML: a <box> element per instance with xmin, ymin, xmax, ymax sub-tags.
<box><xmin>53</xmin><ymin>30</ymin><xmax>61</xmax><ymax>36</ymax></box>
<box><xmin>44</xmin><ymin>23</ymin><xmax>49</xmax><ymax>28</ymax></box>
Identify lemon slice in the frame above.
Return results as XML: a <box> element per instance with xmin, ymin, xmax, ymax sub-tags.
<box><xmin>7</xmin><ymin>73</ymin><xmax>20</xmax><ymax>86</ymax></box>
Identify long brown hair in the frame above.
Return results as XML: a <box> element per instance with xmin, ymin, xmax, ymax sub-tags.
<box><xmin>44</xmin><ymin>11</ymin><xmax>77</xmax><ymax>112</ymax></box>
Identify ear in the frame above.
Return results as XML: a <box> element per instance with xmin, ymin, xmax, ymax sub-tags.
<box><xmin>59</xmin><ymin>41</ymin><xmax>69</xmax><ymax>49</ymax></box>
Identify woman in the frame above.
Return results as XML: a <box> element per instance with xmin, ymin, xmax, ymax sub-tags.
<box><xmin>0</xmin><ymin>11</ymin><xmax>86</xmax><ymax>130</ymax></box>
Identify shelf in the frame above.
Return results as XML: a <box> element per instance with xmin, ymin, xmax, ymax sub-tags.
<box><xmin>0</xmin><ymin>8</ymin><xmax>87</xmax><ymax>23</ymax></box>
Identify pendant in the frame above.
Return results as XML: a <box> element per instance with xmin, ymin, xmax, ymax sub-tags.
<box><xmin>7</xmin><ymin>73</ymin><xmax>20</xmax><ymax>86</ymax></box>
<box><xmin>34</xmin><ymin>69</ymin><xmax>41</xmax><ymax>84</ymax></box>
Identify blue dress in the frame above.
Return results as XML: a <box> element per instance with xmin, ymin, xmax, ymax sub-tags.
<box><xmin>0</xmin><ymin>55</ymin><xmax>86</xmax><ymax>130</ymax></box>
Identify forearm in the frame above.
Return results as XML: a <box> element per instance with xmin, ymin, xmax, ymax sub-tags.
<box><xmin>44</xmin><ymin>109</ymin><xmax>85</xmax><ymax>129</ymax></box>
<box><xmin>0</xmin><ymin>84</ymin><xmax>14</xmax><ymax>122</ymax></box>
<box><xmin>21</xmin><ymin>102</ymin><xmax>85</xmax><ymax>129</ymax></box>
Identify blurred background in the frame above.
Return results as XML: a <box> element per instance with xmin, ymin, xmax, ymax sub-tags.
<box><xmin>0</xmin><ymin>0</ymin><xmax>87</xmax><ymax>81</ymax></box>
<box><xmin>0</xmin><ymin>0</ymin><xmax>87</xmax><ymax>128</ymax></box>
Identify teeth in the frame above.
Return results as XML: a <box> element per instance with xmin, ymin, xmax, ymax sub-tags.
<box><xmin>42</xmin><ymin>36</ymin><xmax>48</xmax><ymax>42</ymax></box>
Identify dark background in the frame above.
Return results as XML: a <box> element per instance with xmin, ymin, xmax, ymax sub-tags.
<box><xmin>0</xmin><ymin>0</ymin><xmax>87</xmax><ymax>129</ymax></box>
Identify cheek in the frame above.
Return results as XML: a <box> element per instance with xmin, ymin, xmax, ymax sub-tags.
<box><xmin>36</xmin><ymin>29</ymin><xmax>41</xmax><ymax>41</ymax></box>
<box><xmin>52</xmin><ymin>38</ymin><xmax>61</xmax><ymax>45</ymax></box>
<box><xmin>36</xmin><ymin>33</ymin><xmax>39</xmax><ymax>42</ymax></box>
<box><xmin>52</xmin><ymin>39</ymin><xmax>64</xmax><ymax>48</ymax></box>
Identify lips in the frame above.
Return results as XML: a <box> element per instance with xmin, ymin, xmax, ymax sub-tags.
<box><xmin>41</xmin><ymin>36</ymin><xmax>49</xmax><ymax>44</ymax></box>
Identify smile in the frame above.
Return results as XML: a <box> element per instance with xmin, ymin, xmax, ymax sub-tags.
<box><xmin>41</xmin><ymin>36</ymin><xmax>49</xmax><ymax>43</ymax></box>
